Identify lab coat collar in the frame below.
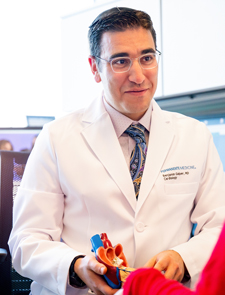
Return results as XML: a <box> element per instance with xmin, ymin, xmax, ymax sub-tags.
<box><xmin>136</xmin><ymin>100</ymin><xmax>175</xmax><ymax>212</ymax></box>
<box><xmin>81</xmin><ymin>95</ymin><xmax>137</xmax><ymax>211</ymax></box>
<box><xmin>81</xmin><ymin>96</ymin><xmax>175</xmax><ymax>212</ymax></box>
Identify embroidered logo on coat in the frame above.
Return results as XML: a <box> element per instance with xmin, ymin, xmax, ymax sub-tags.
<box><xmin>161</xmin><ymin>166</ymin><xmax>196</xmax><ymax>173</ymax></box>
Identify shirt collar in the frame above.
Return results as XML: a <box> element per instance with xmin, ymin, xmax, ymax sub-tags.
<box><xmin>103</xmin><ymin>96</ymin><xmax>152</xmax><ymax>138</ymax></box>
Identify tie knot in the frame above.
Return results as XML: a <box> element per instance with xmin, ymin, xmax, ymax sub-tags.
<box><xmin>125</xmin><ymin>123</ymin><xmax>146</xmax><ymax>144</ymax></box>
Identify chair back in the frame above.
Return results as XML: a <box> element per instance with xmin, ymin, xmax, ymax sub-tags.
<box><xmin>0</xmin><ymin>151</ymin><xmax>32</xmax><ymax>294</ymax></box>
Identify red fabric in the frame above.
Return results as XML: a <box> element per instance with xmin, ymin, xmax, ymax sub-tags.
<box><xmin>195</xmin><ymin>222</ymin><xmax>225</xmax><ymax>295</ymax></box>
<box><xmin>123</xmin><ymin>223</ymin><xmax>225</xmax><ymax>295</ymax></box>
<box><xmin>123</xmin><ymin>268</ymin><xmax>192</xmax><ymax>295</ymax></box>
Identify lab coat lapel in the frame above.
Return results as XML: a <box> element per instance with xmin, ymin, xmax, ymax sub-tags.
<box><xmin>81</xmin><ymin>97</ymin><xmax>136</xmax><ymax>211</ymax></box>
<box><xmin>137</xmin><ymin>100</ymin><xmax>175</xmax><ymax>211</ymax></box>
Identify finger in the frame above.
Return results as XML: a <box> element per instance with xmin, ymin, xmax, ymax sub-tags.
<box><xmin>88</xmin><ymin>256</ymin><xmax>107</xmax><ymax>275</ymax></box>
<box><xmin>92</xmin><ymin>277</ymin><xmax>118</xmax><ymax>295</ymax></box>
<box><xmin>169</xmin><ymin>267</ymin><xmax>183</xmax><ymax>282</ymax></box>
<box><xmin>144</xmin><ymin>256</ymin><xmax>156</xmax><ymax>268</ymax></box>
<box><xmin>86</xmin><ymin>272</ymin><xmax>113</xmax><ymax>295</ymax></box>
<box><xmin>153</xmin><ymin>259</ymin><xmax>167</xmax><ymax>272</ymax></box>
<box><xmin>163</xmin><ymin>265</ymin><xmax>177</xmax><ymax>280</ymax></box>
<box><xmin>174</xmin><ymin>270</ymin><xmax>183</xmax><ymax>282</ymax></box>
<box><xmin>164</xmin><ymin>263</ymin><xmax>183</xmax><ymax>282</ymax></box>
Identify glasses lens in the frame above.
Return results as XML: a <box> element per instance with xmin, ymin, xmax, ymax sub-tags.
<box><xmin>111</xmin><ymin>57</ymin><xmax>131</xmax><ymax>73</ymax></box>
<box><xmin>140</xmin><ymin>53</ymin><xmax>158</xmax><ymax>69</ymax></box>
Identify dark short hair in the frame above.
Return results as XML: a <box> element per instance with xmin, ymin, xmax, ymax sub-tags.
<box><xmin>88</xmin><ymin>7</ymin><xmax>157</xmax><ymax>65</ymax></box>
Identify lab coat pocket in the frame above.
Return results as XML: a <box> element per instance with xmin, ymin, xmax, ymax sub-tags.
<box><xmin>164</xmin><ymin>182</ymin><xmax>199</xmax><ymax>196</ymax></box>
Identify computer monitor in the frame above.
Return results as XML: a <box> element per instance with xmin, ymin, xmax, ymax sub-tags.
<box><xmin>26</xmin><ymin>116</ymin><xmax>55</xmax><ymax>127</ymax></box>
<box><xmin>0</xmin><ymin>127</ymin><xmax>42</xmax><ymax>152</ymax></box>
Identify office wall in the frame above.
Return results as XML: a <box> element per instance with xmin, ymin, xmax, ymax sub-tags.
<box><xmin>162</xmin><ymin>0</ymin><xmax>225</xmax><ymax>95</ymax></box>
<box><xmin>0</xmin><ymin>1</ymin><xmax>63</xmax><ymax>127</ymax></box>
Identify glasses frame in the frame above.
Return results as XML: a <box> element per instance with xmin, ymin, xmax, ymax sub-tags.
<box><xmin>95</xmin><ymin>49</ymin><xmax>161</xmax><ymax>73</ymax></box>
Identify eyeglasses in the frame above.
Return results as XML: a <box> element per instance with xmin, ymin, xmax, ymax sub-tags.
<box><xmin>95</xmin><ymin>50</ymin><xmax>161</xmax><ymax>73</ymax></box>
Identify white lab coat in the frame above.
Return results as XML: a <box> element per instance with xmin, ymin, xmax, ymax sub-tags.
<box><xmin>9</xmin><ymin>97</ymin><xmax>225</xmax><ymax>295</ymax></box>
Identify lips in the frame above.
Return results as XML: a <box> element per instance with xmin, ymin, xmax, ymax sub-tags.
<box><xmin>125</xmin><ymin>88</ymin><xmax>148</xmax><ymax>95</ymax></box>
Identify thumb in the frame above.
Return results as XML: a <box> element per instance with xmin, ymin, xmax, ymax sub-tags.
<box><xmin>89</xmin><ymin>257</ymin><xmax>107</xmax><ymax>275</ymax></box>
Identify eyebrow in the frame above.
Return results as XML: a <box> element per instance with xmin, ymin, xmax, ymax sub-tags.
<box><xmin>109</xmin><ymin>48</ymin><xmax>156</xmax><ymax>60</ymax></box>
<box><xmin>141</xmin><ymin>48</ymin><xmax>156</xmax><ymax>54</ymax></box>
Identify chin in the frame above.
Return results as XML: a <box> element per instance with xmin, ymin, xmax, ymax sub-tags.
<box><xmin>125</xmin><ymin>108</ymin><xmax>148</xmax><ymax>121</ymax></box>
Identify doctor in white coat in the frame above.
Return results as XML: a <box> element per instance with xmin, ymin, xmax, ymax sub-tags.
<box><xmin>9</xmin><ymin>7</ymin><xmax>225</xmax><ymax>295</ymax></box>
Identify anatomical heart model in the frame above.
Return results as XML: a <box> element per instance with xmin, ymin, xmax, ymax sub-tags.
<box><xmin>90</xmin><ymin>233</ymin><xmax>135</xmax><ymax>289</ymax></box>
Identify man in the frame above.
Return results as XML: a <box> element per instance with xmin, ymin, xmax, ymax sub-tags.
<box><xmin>9</xmin><ymin>7</ymin><xmax>225</xmax><ymax>295</ymax></box>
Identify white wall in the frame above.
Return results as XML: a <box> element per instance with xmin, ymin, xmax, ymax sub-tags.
<box><xmin>0</xmin><ymin>0</ymin><xmax>94</xmax><ymax>127</ymax></box>
<box><xmin>162</xmin><ymin>0</ymin><xmax>225</xmax><ymax>95</ymax></box>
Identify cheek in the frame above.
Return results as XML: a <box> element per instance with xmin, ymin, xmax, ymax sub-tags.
<box><xmin>153</xmin><ymin>69</ymin><xmax>159</xmax><ymax>82</ymax></box>
<box><xmin>147</xmin><ymin>69</ymin><xmax>158</xmax><ymax>81</ymax></box>
<box><xmin>146</xmin><ymin>72</ymin><xmax>158</xmax><ymax>90</ymax></box>
<box><xmin>108</xmin><ymin>75</ymin><xmax>125</xmax><ymax>93</ymax></box>
<box><xmin>100</xmin><ymin>68</ymin><xmax>127</xmax><ymax>96</ymax></box>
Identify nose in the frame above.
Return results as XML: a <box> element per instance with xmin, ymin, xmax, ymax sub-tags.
<box><xmin>128</xmin><ymin>59</ymin><xmax>145</xmax><ymax>84</ymax></box>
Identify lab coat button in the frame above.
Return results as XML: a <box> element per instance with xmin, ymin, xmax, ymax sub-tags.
<box><xmin>136</xmin><ymin>222</ymin><xmax>145</xmax><ymax>232</ymax></box>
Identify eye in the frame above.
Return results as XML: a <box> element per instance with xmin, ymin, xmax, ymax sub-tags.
<box><xmin>140</xmin><ymin>54</ymin><xmax>155</xmax><ymax>64</ymax></box>
<box><xmin>112</xmin><ymin>58</ymin><xmax>130</xmax><ymax>68</ymax></box>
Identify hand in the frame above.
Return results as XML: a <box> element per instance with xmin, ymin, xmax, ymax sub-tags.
<box><xmin>144</xmin><ymin>250</ymin><xmax>185</xmax><ymax>282</ymax></box>
<box><xmin>75</xmin><ymin>255</ymin><xmax>119</xmax><ymax>295</ymax></box>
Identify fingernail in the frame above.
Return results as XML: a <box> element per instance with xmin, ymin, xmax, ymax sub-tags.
<box><xmin>100</xmin><ymin>266</ymin><xmax>105</xmax><ymax>274</ymax></box>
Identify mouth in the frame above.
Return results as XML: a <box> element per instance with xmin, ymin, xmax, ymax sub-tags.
<box><xmin>125</xmin><ymin>88</ymin><xmax>148</xmax><ymax>96</ymax></box>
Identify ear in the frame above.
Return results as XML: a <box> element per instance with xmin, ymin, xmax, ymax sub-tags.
<box><xmin>88</xmin><ymin>55</ymin><xmax>101</xmax><ymax>83</ymax></box>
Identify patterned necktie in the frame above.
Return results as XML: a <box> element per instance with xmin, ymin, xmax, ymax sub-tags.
<box><xmin>125</xmin><ymin>123</ymin><xmax>147</xmax><ymax>199</ymax></box>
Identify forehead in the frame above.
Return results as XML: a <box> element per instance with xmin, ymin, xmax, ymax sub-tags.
<box><xmin>100</xmin><ymin>27</ymin><xmax>155</xmax><ymax>58</ymax></box>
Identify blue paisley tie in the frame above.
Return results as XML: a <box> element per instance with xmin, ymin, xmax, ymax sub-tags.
<box><xmin>125</xmin><ymin>124</ymin><xmax>147</xmax><ymax>199</ymax></box>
